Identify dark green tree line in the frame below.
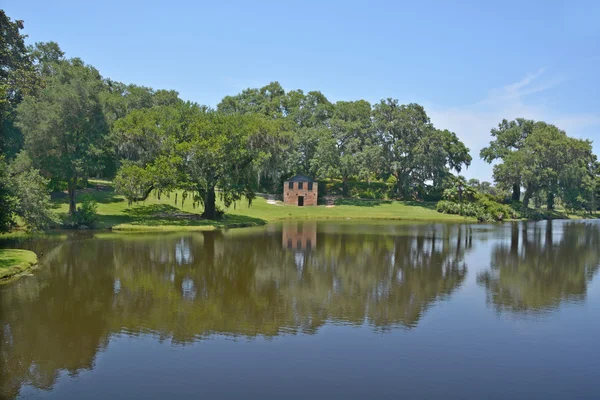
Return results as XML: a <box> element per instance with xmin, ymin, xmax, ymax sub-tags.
<box><xmin>482</xmin><ymin>119</ymin><xmax>597</xmax><ymax>211</ymax></box>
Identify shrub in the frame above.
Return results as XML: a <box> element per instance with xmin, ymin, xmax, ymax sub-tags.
<box><xmin>114</xmin><ymin>163</ymin><xmax>154</xmax><ymax>205</ymax></box>
<box><xmin>64</xmin><ymin>195</ymin><xmax>99</xmax><ymax>229</ymax></box>
<box><xmin>476</xmin><ymin>196</ymin><xmax>519</xmax><ymax>221</ymax></box>
<box><xmin>437</xmin><ymin>197</ymin><xmax>520</xmax><ymax>222</ymax></box>
<box><xmin>10</xmin><ymin>168</ymin><xmax>60</xmax><ymax>231</ymax></box>
<box><xmin>436</xmin><ymin>200</ymin><xmax>462</xmax><ymax>215</ymax></box>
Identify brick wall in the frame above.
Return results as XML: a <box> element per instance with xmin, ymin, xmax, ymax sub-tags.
<box><xmin>283</xmin><ymin>181</ymin><xmax>318</xmax><ymax>206</ymax></box>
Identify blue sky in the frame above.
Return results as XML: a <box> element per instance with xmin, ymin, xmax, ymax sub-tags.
<box><xmin>5</xmin><ymin>0</ymin><xmax>600</xmax><ymax>181</ymax></box>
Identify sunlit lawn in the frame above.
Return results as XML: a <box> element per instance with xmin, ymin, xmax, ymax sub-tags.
<box><xmin>0</xmin><ymin>249</ymin><xmax>38</xmax><ymax>281</ymax></box>
<box><xmin>48</xmin><ymin>180</ymin><xmax>472</xmax><ymax>231</ymax></box>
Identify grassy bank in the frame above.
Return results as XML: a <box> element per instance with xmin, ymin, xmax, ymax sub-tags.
<box><xmin>0</xmin><ymin>249</ymin><xmax>38</xmax><ymax>281</ymax></box>
<box><xmin>47</xmin><ymin>180</ymin><xmax>472</xmax><ymax>232</ymax></box>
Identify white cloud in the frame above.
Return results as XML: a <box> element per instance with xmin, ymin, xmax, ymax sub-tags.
<box><xmin>428</xmin><ymin>69</ymin><xmax>600</xmax><ymax>181</ymax></box>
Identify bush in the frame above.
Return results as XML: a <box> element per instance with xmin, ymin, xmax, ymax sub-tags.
<box><xmin>437</xmin><ymin>197</ymin><xmax>520</xmax><ymax>222</ymax></box>
<box><xmin>436</xmin><ymin>200</ymin><xmax>461</xmax><ymax>215</ymax></box>
<box><xmin>114</xmin><ymin>163</ymin><xmax>154</xmax><ymax>205</ymax></box>
<box><xmin>10</xmin><ymin>168</ymin><xmax>60</xmax><ymax>231</ymax></box>
<box><xmin>64</xmin><ymin>195</ymin><xmax>98</xmax><ymax>229</ymax></box>
<box><xmin>476</xmin><ymin>195</ymin><xmax>519</xmax><ymax>221</ymax></box>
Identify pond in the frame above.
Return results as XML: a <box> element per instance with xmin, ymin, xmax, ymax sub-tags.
<box><xmin>1</xmin><ymin>220</ymin><xmax>600</xmax><ymax>399</ymax></box>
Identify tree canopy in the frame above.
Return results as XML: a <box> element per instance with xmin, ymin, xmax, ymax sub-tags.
<box><xmin>489</xmin><ymin>121</ymin><xmax>595</xmax><ymax>210</ymax></box>
<box><xmin>16</xmin><ymin>58</ymin><xmax>108</xmax><ymax>213</ymax></box>
<box><xmin>0</xmin><ymin>11</ymin><xmax>38</xmax><ymax>158</ymax></box>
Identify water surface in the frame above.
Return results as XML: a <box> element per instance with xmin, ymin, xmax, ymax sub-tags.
<box><xmin>1</xmin><ymin>221</ymin><xmax>599</xmax><ymax>399</ymax></box>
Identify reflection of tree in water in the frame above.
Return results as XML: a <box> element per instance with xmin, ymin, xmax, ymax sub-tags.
<box><xmin>0</xmin><ymin>237</ymin><xmax>115</xmax><ymax>399</ymax></box>
<box><xmin>0</xmin><ymin>224</ymin><xmax>471</xmax><ymax>398</ymax></box>
<box><xmin>111</xmin><ymin>224</ymin><xmax>470</xmax><ymax>340</ymax></box>
<box><xmin>477</xmin><ymin>221</ymin><xmax>600</xmax><ymax>314</ymax></box>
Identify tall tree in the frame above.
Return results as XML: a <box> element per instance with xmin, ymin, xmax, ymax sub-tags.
<box><xmin>312</xmin><ymin>100</ymin><xmax>376</xmax><ymax>196</ymax></box>
<box><xmin>29</xmin><ymin>41</ymin><xmax>65</xmax><ymax>76</ymax></box>
<box><xmin>16</xmin><ymin>58</ymin><xmax>108</xmax><ymax>214</ymax></box>
<box><xmin>112</xmin><ymin>102</ymin><xmax>200</xmax><ymax>203</ymax></box>
<box><xmin>0</xmin><ymin>156</ymin><xmax>17</xmax><ymax>233</ymax></box>
<box><xmin>480</xmin><ymin>118</ymin><xmax>536</xmax><ymax>201</ymax></box>
<box><xmin>0</xmin><ymin>11</ymin><xmax>38</xmax><ymax>158</ymax></box>
<box><xmin>372</xmin><ymin>100</ymin><xmax>471</xmax><ymax>198</ymax></box>
<box><xmin>218</xmin><ymin>83</ymin><xmax>334</xmax><ymax>183</ymax></box>
<box><xmin>178</xmin><ymin>111</ymin><xmax>276</xmax><ymax>219</ymax></box>
<box><xmin>217</xmin><ymin>81</ymin><xmax>286</xmax><ymax>118</ymax></box>
<box><xmin>100</xmin><ymin>80</ymin><xmax>181</xmax><ymax>178</ymax></box>
<box><xmin>495</xmin><ymin>122</ymin><xmax>595</xmax><ymax>209</ymax></box>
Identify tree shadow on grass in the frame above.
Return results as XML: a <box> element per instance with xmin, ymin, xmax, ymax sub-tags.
<box><xmin>334</xmin><ymin>198</ymin><xmax>393</xmax><ymax>207</ymax></box>
<box><xmin>103</xmin><ymin>204</ymin><xmax>266</xmax><ymax>229</ymax></box>
<box><xmin>123</xmin><ymin>204</ymin><xmax>183</xmax><ymax>217</ymax></box>
<box><xmin>334</xmin><ymin>198</ymin><xmax>440</xmax><ymax>211</ymax></box>
<box><xmin>51</xmin><ymin>184</ymin><xmax>124</xmax><ymax>205</ymax></box>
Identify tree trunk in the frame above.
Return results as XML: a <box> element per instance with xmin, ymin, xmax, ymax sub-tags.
<box><xmin>395</xmin><ymin>174</ymin><xmax>405</xmax><ymax>199</ymax></box>
<box><xmin>132</xmin><ymin>185</ymin><xmax>154</xmax><ymax>202</ymax></box>
<box><xmin>512</xmin><ymin>183</ymin><xmax>521</xmax><ymax>202</ymax></box>
<box><xmin>68</xmin><ymin>177</ymin><xmax>77</xmax><ymax>215</ymax></box>
<box><xmin>546</xmin><ymin>192</ymin><xmax>555</xmax><ymax>210</ymax></box>
<box><xmin>201</xmin><ymin>186</ymin><xmax>217</xmax><ymax>220</ymax></box>
<box><xmin>342</xmin><ymin>176</ymin><xmax>349</xmax><ymax>198</ymax></box>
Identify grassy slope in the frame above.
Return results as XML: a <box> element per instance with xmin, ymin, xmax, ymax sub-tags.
<box><xmin>0</xmin><ymin>249</ymin><xmax>38</xmax><ymax>280</ymax></box>
<box><xmin>48</xmin><ymin>180</ymin><xmax>472</xmax><ymax>231</ymax></box>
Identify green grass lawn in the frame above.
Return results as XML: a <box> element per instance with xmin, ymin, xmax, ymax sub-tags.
<box><xmin>47</xmin><ymin>180</ymin><xmax>472</xmax><ymax>231</ymax></box>
<box><xmin>0</xmin><ymin>249</ymin><xmax>38</xmax><ymax>281</ymax></box>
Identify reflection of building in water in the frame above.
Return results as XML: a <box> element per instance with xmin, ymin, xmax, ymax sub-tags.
<box><xmin>282</xmin><ymin>221</ymin><xmax>317</xmax><ymax>251</ymax></box>
<box><xmin>175</xmin><ymin>238</ymin><xmax>193</xmax><ymax>265</ymax></box>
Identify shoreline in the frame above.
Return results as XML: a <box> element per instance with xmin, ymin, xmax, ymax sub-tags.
<box><xmin>3</xmin><ymin>213</ymin><xmax>597</xmax><ymax>237</ymax></box>
<box><xmin>0</xmin><ymin>249</ymin><xmax>39</xmax><ymax>283</ymax></box>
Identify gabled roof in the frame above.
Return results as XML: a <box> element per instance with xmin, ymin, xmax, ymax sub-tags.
<box><xmin>285</xmin><ymin>174</ymin><xmax>315</xmax><ymax>183</ymax></box>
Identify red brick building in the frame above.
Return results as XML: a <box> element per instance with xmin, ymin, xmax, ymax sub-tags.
<box><xmin>283</xmin><ymin>175</ymin><xmax>318</xmax><ymax>206</ymax></box>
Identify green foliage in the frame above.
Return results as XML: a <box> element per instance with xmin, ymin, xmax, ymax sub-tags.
<box><xmin>436</xmin><ymin>200</ymin><xmax>488</xmax><ymax>221</ymax></box>
<box><xmin>311</xmin><ymin>100</ymin><xmax>378</xmax><ymax>196</ymax></box>
<box><xmin>437</xmin><ymin>192</ymin><xmax>519</xmax><ymax>222</ymax></box>
<box><xmin>9</xmin><ymin>165</ymin><xmax>60</xmax><ymax>231</ymax></box>
<box><xmin>372</xmin><ymin>100</ymin><xmax>471</xmax><ymax>197</ymax></box>
<box><xmin>436</xmin><ymin>200</ymin><xmax>462</xmax><ymax>215</ymax></box>
<box><xmin>16</xmin><ymin>58</ymin><xmax>108</xmax><ymax>213</ymax></box>
<box><xmin>0</xmin><ymin>153</ymin><xmax>58</xmax><ymax>232</ymax></box>
<box><xmin>483</xmin><ymin>119</ymin><xmax>596</xmax><ymax>210</ymax></box>
<box><xmin>0</xmin><ymin>156</ymin><xmax>18</xmax><ymax>233</ymax></box>
<box><xmin>1</xmin><ymin>11</ymin><xmax>41</xmax><ymax>158</ymax></box>
<box><xmin>320</xmin><ymin>180</ymin><xmax>393</xmax><ymax>199</ymax></box>
<box><xmin>177</xmin><ymin>111</ymin><xmax>274</xmax><ymax>219</ymax></box>
<box><xmin>475</xmin><ymin>195</ymin><xmax>519</xmax><ymax>221</ymax></box>
<box><xmin>64</xmin><ymin>195</ymin><xmax>99</xmax><ymax>229</ymax></box>
<box><xmin>114</xmin><ymin>162</ymin><xmax>154</xmax><ymax>205</ymax></box>
<box><xmin>442</xmin><ymin>175</ymin><xmax>477</xmax><ymax>203</ymax></box>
